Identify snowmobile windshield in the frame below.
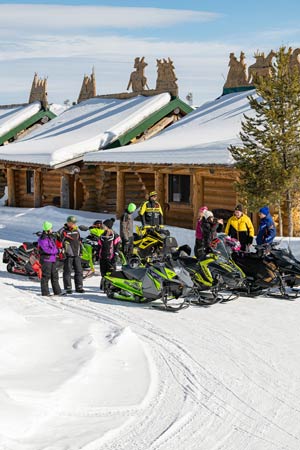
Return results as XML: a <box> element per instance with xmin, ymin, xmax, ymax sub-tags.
<box><xmin>214</xmin><ymin>233</ymin><xmax>232</xmax><ymax>260</ymax></box>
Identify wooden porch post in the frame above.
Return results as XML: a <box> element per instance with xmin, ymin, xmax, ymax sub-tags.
<box><xmin>7</xmin><ymin>168</ymin><xmax>16</xmax><ymax>207</ymax></box>
<box><xmin>34</xmin><ymin>170</ymin><xmax>42</xmax><ymax>207</ymax></box>
<box><xmin>192</xmin><ymin>173</ymin><xmax>204</xmax><ymax>225</ymax></box>
<box><xmin>116</xmin><ymin>170</ymin><xmax>125</xmax><ymax>218</ymax></box>
<box><xmin>155</xmin><ymin>171</ymin><xmax>165</xmax><ymax>204</ymax></box>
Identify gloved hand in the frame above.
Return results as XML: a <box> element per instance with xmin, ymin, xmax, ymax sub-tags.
<box><xmin>247</xmin><ymin>236</ymin><xmax>253</xmax><ymax>245</ymax></box>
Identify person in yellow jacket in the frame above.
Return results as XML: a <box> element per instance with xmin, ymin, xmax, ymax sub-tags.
<box><xmin>140</xmin><ymin>191</ymin><xmax>163</xmax><ymax>227</ymax></box>
<box><xmin>225</xmin><ymin>204</ymin><xmax>254</xmax><ymax>251</ymax></box>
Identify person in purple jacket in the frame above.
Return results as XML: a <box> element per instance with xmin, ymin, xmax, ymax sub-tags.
<box><xmin>38</xmin><ymin>221</ymin><xmax>62</xmax><ymax>296</ymax></box>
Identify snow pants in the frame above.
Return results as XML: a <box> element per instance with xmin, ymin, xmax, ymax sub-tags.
<box><xmin>63</xmin><ymin>256</ymin><xmax>83</xmax><ymax>291</ymax></box>
<box><xmin>40</xmin><ymin>260</ymin><xmax>62</xmax><ymax>296</ymax></box>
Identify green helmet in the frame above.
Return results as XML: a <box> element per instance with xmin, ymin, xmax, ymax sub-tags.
<box><xmin>43</xmin><ymin>221</ymin><xmax>53</xmax><ymax>231</ymax></box>
<box><xmin>67</xmin><ymin>215</ymin><xmax>77</xmax><ymax>223</ymax></box>
<box><xmin>127</xmin><ymin>203</ymin><xmax>136</xmax><ymax>213</ymax></box>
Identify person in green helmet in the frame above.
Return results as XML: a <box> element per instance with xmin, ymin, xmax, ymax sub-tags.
<box><xmin>58</xmin><ymin>215</ymin><xmax>84</xmax><ymax>294</ymax></box>
<box><xmin>120</xmin><ymin>203</ymin><xmax>136</xmax><ymax>258</ymax></box>
<box><xmin>38</xmin><ymin>221</ymin><xmax>63</xmax><ymax>296</ymax></box>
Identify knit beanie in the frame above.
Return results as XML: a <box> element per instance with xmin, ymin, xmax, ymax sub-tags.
<box><xmin>259</xmin><ymin>206</ymin><xmax>269</xmax><ymax>216</ymax></box>
<box><xmin>199</xmin><ymin>206</ymin><xmax>208</xmax><ymax>213</ymax></box>
<box><xmin>234</xmin><ymin>204</ymin><xmax>243</xmax><ymax>212</ymax></box>
<box><xmin>203</xmin><ymin>210</ymin><xmax>214</xmax><ymax>220</ymax></box>
<box><xmin>103</xmin><ymin>218</ymin><xmax>115</xmax><ymax>229</ymax></box>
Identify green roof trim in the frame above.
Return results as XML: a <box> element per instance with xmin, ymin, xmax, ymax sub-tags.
<box><xmin>0</xmin><ymin>109</ymin><xmax>56</xmax><ymax>145</ymax></box>
<box><xmin>105</xmin><ymin>97</ymin><xmax>193</xmax><ymax>149</ymax></box>
<box><xmin>222</xmin><ymin>86</ymin><xmax>255</xmax><ymax>96</ymax></box>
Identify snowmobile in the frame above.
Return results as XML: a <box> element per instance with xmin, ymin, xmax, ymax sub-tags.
<box><xmin>228</xmin><ymin>239</ymin><xmax>291</xmax><ymax>298</ymax></box>
<box><xmin>103</xmin><ymin>261</ymin><xmax>192</xmax><ymax>311</ymax></box>
<box><xmin>264</xmin><ymin>241</ymin><xmax>300</xmax><ymax>291</ymax></box>
<box><xmin>231</xmin><ymin>249</ymin><xmax>281</xmax><ymax>297</ymax></box>
<box><xmin>168</xmin><ymin>235</ymin><xmax>246</xmax><ymax>305</ymax></box>
<box><xmin>3</xmin><ymin>239</ymin><xmax>42</xmax><ymax>278</ymax></box>
<box><xmin>130</xmin><ymin>225</ymin><xmax>178</xmax><ymax>265</ymax></box>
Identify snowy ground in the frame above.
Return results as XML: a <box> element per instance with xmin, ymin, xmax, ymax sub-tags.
<box><xmin>1</xmin><ymin>206</ymin><xmax>300</xmax><ymax>450</ymax></box>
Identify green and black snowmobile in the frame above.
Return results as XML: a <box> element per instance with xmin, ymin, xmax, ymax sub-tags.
<box><xmin>103</xmin><ymin>261</ymin><xmax>192</xmax><ymax>311</ymax></box>
<box><xmin>168</xmin><ymin>235</ymin><xmax>246</xmax><ymax>305</ymax></box>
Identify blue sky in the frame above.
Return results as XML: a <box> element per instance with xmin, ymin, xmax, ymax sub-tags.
<box><xmin>1</xmin><ymin>0</ymin><xmax>300</xmax><ymax>106</ymax></box>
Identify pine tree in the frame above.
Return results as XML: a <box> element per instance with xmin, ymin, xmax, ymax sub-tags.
<box><xmin>229</xmin><ymin>47</ymin><xmax>300</xmax><ymax>236</ymax></box>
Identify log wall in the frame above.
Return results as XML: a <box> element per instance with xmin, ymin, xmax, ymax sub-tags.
<box><xmin>203</xmin><ymin>177</ymin><xmax>237</xmax><ymax>211</ymax></box>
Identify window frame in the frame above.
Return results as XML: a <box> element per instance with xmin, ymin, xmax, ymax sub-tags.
<box><xmin>168</xmin><ymin>174</ymin><xmax>191</xmax><ymax>204</ymax></box>
<box><xmin>26</xmin><ymin>170</ymin><xmax>34</xmax><ymax>195</ymax></box>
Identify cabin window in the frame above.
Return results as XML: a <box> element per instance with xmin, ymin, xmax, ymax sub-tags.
<box><xmin>168</xmin><ymin>174</ymin><xmax>190</xmax><ymax>203</ymax></box>
<box><xmin>26</xmin><ymin>170</ymin><xmax>34</xmax><ymax>194</ymax></box>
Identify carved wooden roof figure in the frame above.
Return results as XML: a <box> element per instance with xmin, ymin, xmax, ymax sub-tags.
<box><xmin>77</xmin><ymin>68</ymin><xmax>97</xmax><ymax>103</ymax></box>
<box><xmin>155</xmin><ymin>57</ymin><xmax>178</xmax><ymax>96</ymax></box>
<box><xmin>289</xmin><ymin>48</ymin><xmax>300</xmax><ymax>76</ymax></box>
<box><xmin>248</xmin><ymin>50</ymin><xmax>276</xmax><ymax>84</ymax></box>
<box><xmin>223</xmin><ymin>52</ymin><xmax>249</xmax><ymax>89</ymax></box>
<box><xmin>29</xmin><ymin>72</ymin><xmax>48</xmax><ymax>110</ymax></box>
<box><xmin>127</xmin><ymin>57</ymin><xmax>149</xmax><ymax>92</ymax></box>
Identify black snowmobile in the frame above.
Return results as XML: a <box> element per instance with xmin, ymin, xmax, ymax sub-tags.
<box><xmin>231</xmin><ymin>249</ymin><xmax>282</xmax><ymax>296</ymax></box>
<box><xmin>264</xmin><ymin>241</ymin><xmax>300</xmax><ymax>291</ymax></box>
<box><xmin>229</xmin><ymin>240</ymin><xmax>297</xmax><ymax>299</ymax></box>
<box><xmin>3</xmin><ymin>238</ymin><xmax>42</xmax><ymax>278</ymax></box>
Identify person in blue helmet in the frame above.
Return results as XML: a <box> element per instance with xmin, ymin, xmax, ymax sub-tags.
<box><xmin>256</xmin><ymin>206</ymin><xmax>276</xmax><ymax>245</ymax></box>
<box><xmin>120</xmin><ymin>203</ymin><xmax>136</xmax><ymax>258</ymax></box>
<box><xmin>38</xmin><ymin>221</ymin><xmax>63</xmax><ymax>296</ymax></box>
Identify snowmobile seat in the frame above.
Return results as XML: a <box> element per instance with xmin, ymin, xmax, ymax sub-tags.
<box><xmin>122</xmin><ymin>266</ymin><xmax>147</xmax><ymax>281</ymax></box>
<box><xmin>21</xmin><ymin>242</ymin><xmax>37</xmax><ymax>253</ymax></box>
<box><xmin>179</xmin><ymin>256</ymin><xmax>199</xmax><ymax>269</ymax></box>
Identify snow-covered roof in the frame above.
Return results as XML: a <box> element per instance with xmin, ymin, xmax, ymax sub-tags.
<box><xmin>0</xmin><ymin>102</ymin><xmax>41</xmax><ymax>139</ymax></box>
<box><xmin>84</xmin><ymin>89</ymin><xmax>256</xmax><ymax>166</ymax></box>
<box><xmin>0</xmin><ymin>94</ymin><xmax>171</xmax><ymax>167</ymax></box>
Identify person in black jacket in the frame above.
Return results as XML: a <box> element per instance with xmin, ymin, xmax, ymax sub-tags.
<box><xmin>58</xmin><ymin>215</ymin><xmax>84</xmax><ymax>294</ymax></box>
<box><xmin>197</xmin><ymin>210</ymin><xmax>223</xmax><ymax>259</ymax></box>
<box><xmin>120</xmin><ymin>203</ymin><xmax>136</xmax><ymax>258</ymax></box>
<box><xmin>99</xmin><ymin>218</ymin><xmax>122</xmax><ymax>290</ymax></box>
<box><xmin>139</xmin><ymin>191</ymin><xmax>163</xmax><ymax>227</ymax></box>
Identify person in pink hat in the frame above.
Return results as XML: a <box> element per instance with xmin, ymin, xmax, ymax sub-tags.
<box><xmin>194</xmin><ymin>206</ymin><xmax>208</xmax><ymax>257</ymax></box>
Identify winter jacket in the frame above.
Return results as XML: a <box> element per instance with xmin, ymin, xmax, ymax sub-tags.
<box><xmin>256</xmin><ymin>214</ymin><xmax>276</xmax><ymax>245</ymax></box>
<box><xmin>196</xmin><ymin>218</ymin><xmax>222</xmax><ymax>256</ymax></box>
<box><xmin>58</xmin><ymin>224</ymin><xmax>82</xmax><ymax>257</ymax></box>
<box><xmin>38</xmin><ymin>232</ymin><xmax>58</xmax><ymax>263</ymax></box>
<box><xmin>120</xmin><ymin>210</ymin><xmax>134</xmax><ymax>241</ymax></box>
<box><xmin>225</xmin><ymin>214</ymin><xmax>255</xmax><ymax>250</ymax></box>
<box><xmin>98</xmin><ymin>230</ymin><xmax>121</xmax><ymax>261</ymax></box>
<box><xmin>195</xmin><ymin>219</ymin><xmax>204</xmax><ymax>240</ymax></box>
<box><xmin>140</xmin><ymin>199</ymin><xmax>163</xmax><ymax>226</ymax></box>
